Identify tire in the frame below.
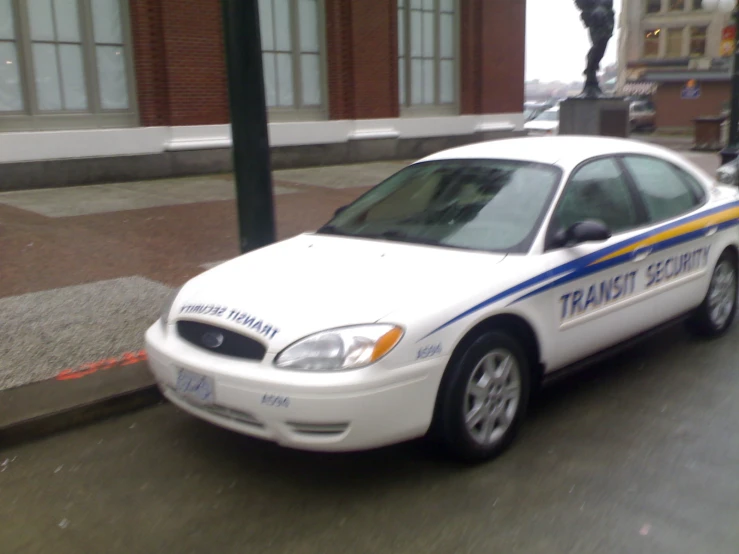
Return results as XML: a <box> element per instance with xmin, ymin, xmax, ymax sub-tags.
<box><xmin>429</xmin><ymin>330</ymin><xmax>531</xmax><ymax>463</ymax></box>
<box><xmin>686</xmin><ymin>249</ymin><xmax>738</xmax><ymax>338</ymax></box>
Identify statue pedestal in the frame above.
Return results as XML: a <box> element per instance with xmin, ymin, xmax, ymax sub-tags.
<box><xmin>559</xmin><ymin>97</ymin><xmax>630</xmax><ymax>138</ymax></box>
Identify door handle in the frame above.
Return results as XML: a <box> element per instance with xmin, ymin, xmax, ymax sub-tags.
<box><xmin>632</xmin><ymin>247</ymin><xmax>652</xmax><ymax>262</ymax></box>
<box><xmin>704</xmin><ymin>226</ymin><xmax>718</xmax><ymax>237</ymax></box>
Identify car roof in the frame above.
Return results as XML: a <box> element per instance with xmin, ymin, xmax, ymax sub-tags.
<box><xmin>417</xmin><ymin>135</ymin><xmax>678</xmax><ymax>170</ymax></box>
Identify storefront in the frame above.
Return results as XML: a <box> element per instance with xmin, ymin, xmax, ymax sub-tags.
<box><xmin>646</xmin><ymin>71</ymin><xmax>729</xmax><ymax>128</ymax></box>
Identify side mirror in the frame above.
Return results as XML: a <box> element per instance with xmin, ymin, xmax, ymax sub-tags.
<box><xmin>552</xmin><ymin>219</ymin><xmax>611</xmax><ymax>248</ymax></box>
<box><xmin>717</xmin><ymin>159</ymin><xmax>739</xmax><ymax>187</ymax></box>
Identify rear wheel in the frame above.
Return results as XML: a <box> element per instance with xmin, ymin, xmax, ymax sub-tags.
<box><xmin>430</xmin><ymin>330</ymin><xmax>530</xmax><ymax>463</ymax></box>
<box><xmin>686</xmin><ymin>249</ymin><xmax>738</xmax><ymax>338</ymax></box>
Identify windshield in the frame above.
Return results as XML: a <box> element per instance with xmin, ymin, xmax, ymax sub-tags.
<box><xmin>317</xmin><ymin>159</ymin><xmax>562</xmax><ymax>253</ymax></box>
<box><xmin>535</xmin><ymin>110</ymin><xmax>559</xmax><ymax>122</ymax></box>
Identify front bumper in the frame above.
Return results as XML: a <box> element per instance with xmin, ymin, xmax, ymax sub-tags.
<box><xmin>144</xmin><ymin>322</ymin><xmax>448</xmax><ymax>452</ymax></box>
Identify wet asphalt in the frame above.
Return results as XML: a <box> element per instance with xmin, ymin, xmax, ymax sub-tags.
<box><xmin>1</xmin><ymin>321</ymin><xmax>738</xmax><ymax>554</ymax></box>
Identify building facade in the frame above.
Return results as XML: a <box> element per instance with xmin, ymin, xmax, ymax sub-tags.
<box><xmin>0</xmin><ymin>0</ymin><xmax>526</xmax><ymax>189</ymax></box>
<box><xmin>617</xmin><ymin>0</ymin><xmax>732</xmax><ymax>129</ymax></box>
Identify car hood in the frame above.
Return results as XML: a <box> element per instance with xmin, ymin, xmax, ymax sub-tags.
<box><xmin>173</xmin><ymin>234</ymin><xmax>507</xmax><ymax>352</ymax></box>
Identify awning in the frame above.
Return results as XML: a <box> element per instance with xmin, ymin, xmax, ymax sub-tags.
<box><xmin>622</xmin><ymin>81</ymin><xmax>658</xmax><ymax>95</ymax></box>
<box><xmin>641</xmin><ymin>70</ymin><xmax>730</xmax><ymax>83</ymax></box>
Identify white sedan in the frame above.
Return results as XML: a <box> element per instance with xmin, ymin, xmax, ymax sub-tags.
<box><xmin>524</xmin><ymin>106</ymin><xmax>559</xmax><ymax>136</ymax></box>
<box><xmin>145</xmin><ymin>136</ymin><xmax>739</xmax><ymax>462</ymax></box>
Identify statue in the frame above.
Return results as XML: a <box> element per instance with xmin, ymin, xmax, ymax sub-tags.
<box><xmin>575</xmin><ymin>0</ymin><xmax>615</xmax><ymax>98</ymax></box>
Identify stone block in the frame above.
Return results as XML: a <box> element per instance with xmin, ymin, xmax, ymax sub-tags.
<box><xmin>559</xmin><ymin>97</ymin><xmax>630</xmax><ymax>138</ymax></box>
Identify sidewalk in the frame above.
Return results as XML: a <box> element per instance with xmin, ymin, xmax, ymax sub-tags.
<box><xmin>0</xmin><ymin>160</ymin><xmax>410</xmax><ymax>444</ymax></box>
<box><xmin>0</xmin><ymin>147</ymin><xmax>723</xmax><ymax>445</ymax></box>
<box><xmin>632</xmin><ymin>132</ymin><xmax>696</xmax><ymax>151</ymax></box>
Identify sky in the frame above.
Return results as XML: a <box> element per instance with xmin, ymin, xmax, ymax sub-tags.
<box><xmin>525</xmin><ymin>0</ymin><xmax>623</xmax><ymax>82</ymax></box>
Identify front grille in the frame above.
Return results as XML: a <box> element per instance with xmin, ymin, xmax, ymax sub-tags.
<box><xmin>177</xmin><ymin>320</ymin><xmax>267</xmax><ymax>361</ymax></box>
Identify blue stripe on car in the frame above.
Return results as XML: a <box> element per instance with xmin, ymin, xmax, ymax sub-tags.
<box><xmin>418</xmin><ymin>202</ymin><xmax>739</xmax><ymax>341</ymax></box>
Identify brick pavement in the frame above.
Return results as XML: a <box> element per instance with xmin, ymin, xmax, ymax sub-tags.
<box><xmin>0</xmin><ymin>161</ymin><xmax>410</xmax><ymax>296</ymax></box>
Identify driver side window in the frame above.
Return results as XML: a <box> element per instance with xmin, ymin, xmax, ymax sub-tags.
<box><xmin>554</xmin><ymin>157</ymin><xmax>639</xmax><ymax>236</ymax></box>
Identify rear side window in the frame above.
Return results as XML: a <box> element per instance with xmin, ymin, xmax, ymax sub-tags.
<box><xmin>554</xmin><ymin>157</ymin><xmax>640</xmax><ymax>234</ymax></box>
<box><xmin>622</xmin><ymin>156</ymin><xmax>702</xmax><ymax>223</ymax></box>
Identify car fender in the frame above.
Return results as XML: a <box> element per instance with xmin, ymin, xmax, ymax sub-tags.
<box><xmin>413</xmin><ymin>302</ymin><xmax>547</xmax><ymax>378</ymax></box>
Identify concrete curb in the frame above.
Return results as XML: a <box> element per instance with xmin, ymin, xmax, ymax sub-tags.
<box><xmin>0</xmin><ymin>362</ymin><xmax>164</xmax><ymax>448</ymax></box>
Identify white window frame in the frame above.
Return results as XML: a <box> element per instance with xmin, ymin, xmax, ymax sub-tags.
<box><xmin>259</xmin><ymin>0</ymin><xmax>327</xmax><ymax>122</ymax></box>
<box><xmin>665</xmin><ymin>26</ymin><xmax>685</xmax><ymax>57</ymax></box>
<box><xmin>398</xmin><ymin>0</ymin><xmax>459</xmax><ymax>117</ymax></box>
<box><xmin>0</xmin><ymin>0</ymin><xmax>138</xmax><ymax>132</ymax></box>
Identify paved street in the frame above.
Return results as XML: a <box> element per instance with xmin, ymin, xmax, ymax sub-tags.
<box><xmin>2</xmin><ymin>320</ymin><xmax>738</xmax><ymax>553</ymax></box>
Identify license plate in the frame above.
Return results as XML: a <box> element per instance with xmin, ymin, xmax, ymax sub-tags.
<box><xmin>175</xmin><ymin>368</ymin><xmax>215</xmax><ymax>405</ymax></box>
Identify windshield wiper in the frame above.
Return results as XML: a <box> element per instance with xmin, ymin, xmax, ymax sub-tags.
<box><xmin>315</xmin><ymin>224</ymin><xmax>352</xmax><ymax>236</ymax></box>
<box><xmin>370</xmin><ymin>230</ymin><xmax>442</xmax><ymax>246</ymax></box>
<box><xmin>317</xmin><ymin>227</ymin><xmax>441</xmax><ymax>247</ymax></box>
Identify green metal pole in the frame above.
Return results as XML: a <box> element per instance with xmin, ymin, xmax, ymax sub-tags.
<box><xmin>720</xmin><ymin>1</ymin><xmax>739</xmax><ymax>164</ymax></box>
<box><xmin>222</xmin><ymin>0</ymin><xmax>276</xmax><ymax>254</ymax></box>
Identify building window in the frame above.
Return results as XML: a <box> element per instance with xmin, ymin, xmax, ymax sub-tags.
<box><xmin>646</xmin><ymin>0</ymin><xmax>662</xmax><ymax>13</ymax></box>
<box><xmin>91</xmin><ymin>0</ymin><xmax>129</xmax><ymax>110</ymax></box>
<box><xmin>398</xmin><ymin>0</ymin><xmax>457</xmax><ymax>113</ymax></box>
<box><xmin>669</xmin><ymin>0</ymin><xmax>685</xmax><ymax>10</ymax></box>
<box><xmin>0</xmin><ymin>0</ymin><xmax>23</xmax><ymax>112</ymax></box>
<box><xmin>622</xmin><ymin>156</ymin><xmax>702</xmax><ymax>223</ymax></box>
<box><xmin>259</xmin><ymin>0</ymin><xmax>324</xmax><ymax>117</ymax></box>
<box><xmin>690</xmin><ymin>26</ymin><xmax>707</xmax><ymax>56</ymax></box>
<box><xmin>692</xmin><ymin>0</ymin><xmax>703</xmax><ymax>9</ymax></box>
<box><xmin>666</xmin><ymin>27</ymin><xmax>684</xmax><ymax>57</ymax></box>
<box><xmin>0</xmin><ymin>0</ymin><xmax>135</xmax><ymax>130</ymax></box>
<box><xmin>644</xmin><ymin>29</ymin><xmax>661</xmax><ymax>57</ymax></box>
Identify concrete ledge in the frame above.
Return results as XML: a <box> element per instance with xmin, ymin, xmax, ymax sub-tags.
<box><xmin>0</xmin><ymin>130</ymin><xmax>526</xmax><ymax>191</ymax></box>
<box><xmin>634</xmin><ymin>133</ymin><xmax>697</xmax><ymax>152</ymax></box>
<box><xmin>0</xmin><ymin>362</ymin><xmax>162</xmax><ymax>448</ymax></box>
<box><xmin>0</xmin><ymin>150</ymin><xmax>233</xmax><ymax>192</ymax></box>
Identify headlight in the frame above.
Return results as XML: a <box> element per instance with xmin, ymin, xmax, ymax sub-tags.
<box><xmin>274</xmin><ymin>324</ymin><xmax>404</xmax><ymax>371</ymax></box>
<box><xmin>159</xmin><ymin>286</ymin><xmax>182</xmax><ymax>328</ymax></box>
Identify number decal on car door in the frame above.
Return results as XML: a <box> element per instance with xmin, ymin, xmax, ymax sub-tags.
<box><xmin>261</xmin><ymin>394</ymin><xmax>290</xmax><ymax>408</ymax></box>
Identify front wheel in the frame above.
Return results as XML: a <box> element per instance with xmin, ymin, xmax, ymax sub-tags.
<box><xmin>430</xmin><ymin>330</ymin><xmax>531</xmax><ymax>463</ymax></box>
<box><xmin>686</xmin><ymin>249</ymin><xmax>738</xmax><ymax>338</ymax></box>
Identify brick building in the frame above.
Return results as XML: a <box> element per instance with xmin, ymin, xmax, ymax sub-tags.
<box><xmin>0</xmin><ymin>0</ymin><xmax>526</xmax><ymax>188</ymax></box>
<box><xmin>617</xmin><ymin>0</ymin><xmax>732</xmax><ymax>129</ymax></box>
